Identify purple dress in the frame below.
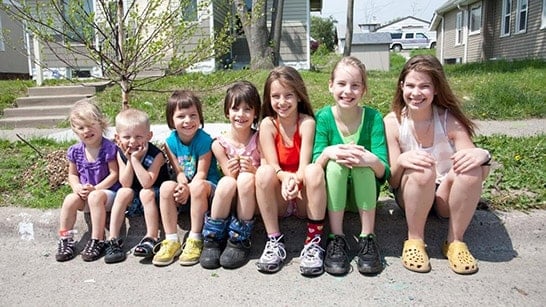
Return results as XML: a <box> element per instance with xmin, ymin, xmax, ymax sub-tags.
<box><xmin>66</xmin><ymin>137</ymin><xmax>120</xmax><ymax>191</ymax></box>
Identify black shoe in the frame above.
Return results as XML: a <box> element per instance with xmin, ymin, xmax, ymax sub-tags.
<box><xmin>81</xmin><ymin>239</ymin><xmax>105</xmax><ymax>262</ymax></box>
<box><xmin>104</xmin><ymin>238</ymin><xmax>126</xmax><ymax>264</ymax></box>
<box><xmin>55</xmin><ymin>238</ymin><xmax>76</xmax><ymax>262</ymax></box>
<box><xmin>199</xmin><ymin>240</ymin><xmax>223</xmax><ymax>269</ymax></box>
<box><xmin>356</xmin><ymin>234</ymin><xmax>383</xmax><ymax>275</ymax></box>
<box><xmin>324</xmin><ymin>235</ymin><xmax>350</xmax><ymax>276</ymax></box>
<box><xmin>220</xmin><ymin>239</ymin><xmax>251</xmax><ymax>269</ymax></box>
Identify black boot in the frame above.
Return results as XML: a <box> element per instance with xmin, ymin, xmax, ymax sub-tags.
<box><xmin>199</xmin><ymin>213</ymin><xmax>228</xmax><ymax>269</ymax></box>
<box><xmin>220</xmin><ymin>217</ymin><xmax>255</xmax><ymax>269</ymax></box>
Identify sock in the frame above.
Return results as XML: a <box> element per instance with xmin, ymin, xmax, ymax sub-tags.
<box><xmin>188</xmin><ymin>231</ymin><xmax>202</xmax><ymax>240</ymax></box>
<box><xmin>305</xmin><ymin>219</ymin><xmax>324</xmax><ymax>244</ymax></box>
<box><xmin>165</xmin><ymin>233</ymin><xmax>179</xmax><ymax>242</ymax></box>
<box><xmin>59</xmin><ymin>229</ymin><xmax>74</xmax><ymax>240</ymax></box>
<box><xmin>328</xmin><ymin>233</ymin><xmax>344</xmax><ymax>239</ymax></box>
<box><xmin>267</xmin><ymin>232</ymin><xmax>283</xmax><ymax>242</ymax></box>
<box><xmin>359</xmin><ymin>233</ymin><xmax>374</xmax><ymax>238</ymax></box>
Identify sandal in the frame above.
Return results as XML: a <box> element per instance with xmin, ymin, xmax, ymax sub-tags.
<box><xmin>402</xmin><ymin>239</ymin><xmax>431</xmax><ymax>273</ymax></box>
<box><xmin>134</xmin><ymin>237</ymin><xmax>158</xmax><ymax>258</ymax></box>
<box><xmin>442</xmin><ymin>240</ymin><xmax>478</xmax><ymax>274</ymax></box>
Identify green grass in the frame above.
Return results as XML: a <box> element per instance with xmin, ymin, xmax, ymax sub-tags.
<box><xmin>0</xmin><ymin>54</ymin><xmax>545</xmax><ymax>211</ymax></box>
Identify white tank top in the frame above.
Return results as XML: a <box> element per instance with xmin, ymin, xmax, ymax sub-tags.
<box><xmin>399</xmin><ymin>105</ymin><xmax>455</xmax><ymax>183</ymax></box>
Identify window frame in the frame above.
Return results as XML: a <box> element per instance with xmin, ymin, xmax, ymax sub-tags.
<box><xmin>181</xmin><ymin>0</ymin><xmax>199</xmax><ymax>22</ymax></box>
<box><xmin>469</xmin><ymin>3</ymin><xmax>482</xmax><ymax>35</ymax></box>
<box><xmin>62</xmin><ymin>0</ymin><xmax>95</xmax><ymax>44</ymax></box>
<box><xmin>501</xmin><ymin>0</ymin><xmax>512</xmax><ymax>37</ymax></box>
<box><xmin>456</xmin><ymin>11</ymin><xmax>463</xmax><ymax>45</ymax></box>
<box><xmin>541</xmin><ymin>0</ymin><xmax>546</xmax><ymax>29</ymax></box>
<box><xmin>515</xmin><ymin>0</ymin><xmax>528</xmax><ymax>33</ymax></box>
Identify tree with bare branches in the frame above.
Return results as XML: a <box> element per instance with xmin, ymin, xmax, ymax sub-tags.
<box><xmin>1</xmin><ymin>0</ymin><xmax>234</xmax><ymax>109</ymax></box>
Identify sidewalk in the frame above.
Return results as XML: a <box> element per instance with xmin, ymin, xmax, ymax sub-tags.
<box><xmin>1</xmin><ymin>201</ymin><xmax>545</xmax><ymax>305</ymax></box>
<box><xmin>0</xmin><ymin>119</ymin><xmax>545</xmax><ymax>142</ymax></box>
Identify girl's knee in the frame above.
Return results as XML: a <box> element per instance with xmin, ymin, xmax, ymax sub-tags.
<box><xmin>406</xmin><ymin>168</ymin><xmax>436</xmax><ymax>187</ymax></box>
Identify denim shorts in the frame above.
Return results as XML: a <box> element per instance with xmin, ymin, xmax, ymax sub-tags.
<box><xmin>125</xmin><ymin>186</ymin><xmax>161</xmax><ymax>218</ymax></box>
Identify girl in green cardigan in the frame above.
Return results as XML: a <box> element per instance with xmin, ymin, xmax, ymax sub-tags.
<box><xmin>312</xmin><ymin>56</ymin><xmax>390</xmax><ymax>276</ymax></box>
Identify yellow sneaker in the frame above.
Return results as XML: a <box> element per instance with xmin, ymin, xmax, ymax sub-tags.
<box><xmin>179</xmin><ymin>238</ymin><xmax>203</xmax><ymax>266</ymax></box>
<box><xmin>152</xmin><ymin>240</ymin><xmax>181</xmax><ymax>266</ymax></box>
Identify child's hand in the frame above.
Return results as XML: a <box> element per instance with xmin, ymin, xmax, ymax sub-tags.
<box><xmin>238</xmin><ymin>156</ymin><xmax>256</xmax><ymax>174</ymax></box>
<box><xmin>398</xmin><ymin>149</ymin><xmax>436</xmax><ymax>171</ymax></box>
<box><xmin>77</xmin><ymin>183</ymin><xmax>94</xmax><ymax>200</ymax></box>
<box><xmin>281</xmin><ymin>174</ymin><xmax>300</xmax><ymax>201</ymax></box>
<box><xmin>130</xmin><ymin>143</ymin><xmax>148</xmax><ymax>161</ymax></box>
<box><xmin>227</xmin><ymin>156</ymin><xmax>241</xmax><ymax>177</ymax></box>
<box><xmin>333</xmin><ymin>144</ymin><xmax>365</xmax><ymax>168</ymax></box>
<box><xmin>451</xmin><ymin>148</ymin><xmax>489</xmax><ymax>173</ymax></box>
<box><xmin>173</xmin><ymin>182</ymin><xmax>189</xmax><ymax>204</ymax></box>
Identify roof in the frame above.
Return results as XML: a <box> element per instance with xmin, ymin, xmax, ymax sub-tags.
<box><xmin>430</xmin><ymin>0</ymin><xmax>481</xmax><ymax>29</ymax></box>
<box><xmin>352</xmin><ymin>32</ymin><xmax>392</xmax><ymax>45</ymax></box>
<box><xmin>375</xmin><ymin>16</ymin><xmax>431</xmax><ymax>31</ymax></box>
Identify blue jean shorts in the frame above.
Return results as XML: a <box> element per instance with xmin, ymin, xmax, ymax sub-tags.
<box><xmin>125</xmin><ymin>186</ymin><xmax>161</xmax><ymax>218</ymax></box>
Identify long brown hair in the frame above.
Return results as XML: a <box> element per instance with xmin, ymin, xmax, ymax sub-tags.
<box><xmin>261</xmin><ymin>66</ymin><xmax>314</xmax><ymax>120</ymax></box>
<box><xmin>391</xmin><ymin>55</ymin><xmax>476</xmax><ymax>136</ymax></box>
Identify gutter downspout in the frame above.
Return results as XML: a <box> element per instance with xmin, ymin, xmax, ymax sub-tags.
<box><xmin>439</xmin><ymin>15</ymin><xmax>445</xmax><ymax>63</ymax></box>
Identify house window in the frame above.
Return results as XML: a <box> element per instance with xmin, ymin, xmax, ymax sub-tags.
<box><xmin>501</xmin><ymin>0</ymin><xmax>512</xmax><ymax>36</ymax></box>
<box><xmin>515</xmin><ymin>0</ymin><xmax>528</xmax><ymax>33</ymax></box>
<box><xmin>542</xmin><ymin>0</ymin><xmax>546</xmax><ymax>29</ymax></box>
<box><xmin>62</xmin><ymin>0</ymin><xmax>95</xmax><ymax>43</ymax></box>
<box><xmin>456</xmin><ymin>11</ymin><xmax>463</xmax><ymax>45</ymax></box>
<box><xmin>182</xmin><ymin>0</ymin><xmax>198</xmax><ymax>22</ymax></box>
<box><xmin>469</xmin><ymin>3</ymin><xmax>482</xmax><ymax>34</ymax></box>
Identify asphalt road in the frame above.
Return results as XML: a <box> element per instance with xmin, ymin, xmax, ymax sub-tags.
<box><xmin>1</xmin><ymin>200</ymin><xmax>545</xmax><ymax>306</ymax></box>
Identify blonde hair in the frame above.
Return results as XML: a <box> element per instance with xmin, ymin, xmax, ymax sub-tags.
<box><xmin>69</xmin><ymin>100</ymin><xmax>109</xmax><ymax>134</ymax></box>
<box><xmin>115</xmin><ymin>108</ymin><xmax>150</xmax><ymax>132</ymax></box>
<box><xmin>330</xmin><ymin>56</ymin><xmax>368</xmax><ymax>94</ymax></box>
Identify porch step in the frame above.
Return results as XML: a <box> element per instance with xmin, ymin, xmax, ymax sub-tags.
<box><xmin>0</xmin><ymin>116</ymin><xmax>68</xmax><ymax>129</ymax></box>
<box><xmin>3</xmin><ymin>105</ymin><xmax>73</xmax><ymax>117</ymax></box>
<box><xmin>0</xmin><ymin>83</ymin><xmax>107</xmax><ymax>129</ymax></box>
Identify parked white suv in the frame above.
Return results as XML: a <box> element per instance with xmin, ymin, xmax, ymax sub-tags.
<box><xmin>390</xmin><ymin>32</ymin><xmax>436</xmax><ymax>52</ymax></box>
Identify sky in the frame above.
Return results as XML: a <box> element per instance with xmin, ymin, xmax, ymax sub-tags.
<box><xmin>316</xmin><ymin>0</ymin><xmax>448</xmax><ymax>25</ymax></box>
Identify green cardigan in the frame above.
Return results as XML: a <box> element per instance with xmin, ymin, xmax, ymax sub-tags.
<box><xmin>312</xmin><ymin>106</ymin><xmax>391</xmax><ymax>194</ymax></box>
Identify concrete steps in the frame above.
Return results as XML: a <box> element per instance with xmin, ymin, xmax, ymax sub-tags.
<box><xmin>0</xmin><ymin>83</ymin><xmax>107</xmax><ymax>128</ymax></box>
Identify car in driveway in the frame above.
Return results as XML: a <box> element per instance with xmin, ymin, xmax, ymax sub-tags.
<box><xmin>390</xmin><ymin>32</ymin><xmax>436</xmax><ymax>52</ymax></box>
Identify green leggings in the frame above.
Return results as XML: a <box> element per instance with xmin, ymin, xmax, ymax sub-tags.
<box><xmin>325</xmin><ymin>161</ymin><xmax>376</xmax><ymax>212</ymax></box>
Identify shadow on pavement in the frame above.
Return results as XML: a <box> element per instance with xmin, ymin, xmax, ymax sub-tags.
<box><xmin>80</xmin><ymin>199</ymin><xmax>516</xmax><ymax>265</ymax></box>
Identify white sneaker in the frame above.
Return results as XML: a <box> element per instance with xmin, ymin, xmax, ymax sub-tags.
<box><xmin>256</xmin><ymin>235</ymin><xmax>286</xmax><ymax>273</ymax></box>
<box><xmin>299</xmin><ymin>236</ymin><xmax>325</xmax><ymax>276</ymax></box>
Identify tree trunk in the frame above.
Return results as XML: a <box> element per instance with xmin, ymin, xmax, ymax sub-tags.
<box><xmin>270</xmin><ymin>0</ymin><xmax>284</xmax><ymax>66</ymax></box>
<box><xmin>234</xmin><ymin>0</ymin><xmax>274</xmax><ymax>70</ymax></box>
<box><xmin>343</xmin><ymin>0</ymin><xmax>354</xmax><ymax>56</ymax></box>
<box><xmin>121</xmin><ymin>78</ymin><xmax>130</xmax><ymax>110</ymax></box>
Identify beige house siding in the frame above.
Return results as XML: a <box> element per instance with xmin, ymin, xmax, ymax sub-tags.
<box><xmin>488</xmin><ymin>0</ymin><xmax>546</xmax><ymax>60</ymax></box>
<box><xmin>438</xmin><ymin>11</ymin><xmax>466</xmax><ymax>62</ymax></box>
<box><xmin>433</xmin><ymin>0</ymin><xmax>545</xmax><ymax>63</ymax></box>
<box><xmin>466</xmin><ymin>32</ymin><xmax>484</xmax><ymax>61</ymax></box>
<box><xmin>271</xmin><ymin>0</ymin><xmax>310</xmax><ymax>68</ymax></box>
<box><xmin>0</xmin><ymin>9</ymin><xmax>29</xmax><ymax>76</ymax></box>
